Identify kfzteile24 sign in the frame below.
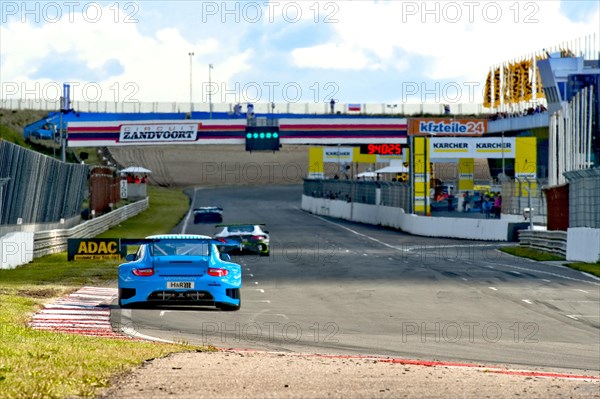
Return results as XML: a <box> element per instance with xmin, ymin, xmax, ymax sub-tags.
<box><xmin>409</xmin><ymin>118</ymin><xmax>487</xmax><ymax>136</ymax></box>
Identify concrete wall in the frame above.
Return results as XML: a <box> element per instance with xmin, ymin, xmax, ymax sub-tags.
<box><xmin>302</xmin><ymin>195</ymin><xmax>514</xmax><ymax>241</ymax></box>
<box><xmin>567</xmin><ymin>228</ymin><xmax>600</xmax><ymax>263</ymax></box>
<box><xmin>0</xmin><ymin>232</ymin><xmax>34</xmax><ymax>269</ymax></box>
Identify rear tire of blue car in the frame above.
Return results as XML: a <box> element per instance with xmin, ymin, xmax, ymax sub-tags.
<box><xmin>217</xmin><ymin>291</ymin><xmax>241</xmax><ymax>311</ymax></box>
<box><xmin>217</xmin><ymin>302</ymin><xmax>240</xmax><ymax>311</ymax></box>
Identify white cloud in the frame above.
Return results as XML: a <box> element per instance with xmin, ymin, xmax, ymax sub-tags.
<box><xmin>291</xmin><ymin>43</ymin><xmax>371</xmax><ymax>70</ymax></box>
<box><xmin>0</xmin><ymin>1</ymin><xmax>598</xmax><ymax>103</ymax></box>
<box><xmin>0</xmin><ymin>4</ymin><xmax>252</xmax><ymax>102</ymax></box>
<box><xmin>322</xmin><ymin>0</ymin><xmax>599</xmax><ymax>82</ymax></box>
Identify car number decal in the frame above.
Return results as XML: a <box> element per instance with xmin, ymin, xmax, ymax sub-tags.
<box><xmin>167</xmin><ymin>281</ymin><xmax>194</xmax><ymax>289</ymax></box>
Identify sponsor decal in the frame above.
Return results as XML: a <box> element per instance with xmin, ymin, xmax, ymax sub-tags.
<box><xmin>323</xmin><ymin>147</ymin><xmax>354</xmax><ymax>162</ymax></box>
<box><xmin>516</xmin><ymin>172</ymin><xmax>536</xmax><ymax>179</ymax></box>
<box><xmin>410</xmin><ymin>118</ymin><xmax>487</xmax><ymax>136</ymax></box>
<box><xmin>119</xmin><ymin>123</ymin><xmax>198</xmax><ymax>143</ymax></box>
<box><xmin>430</xmin><ymin>138</ymin><xmax>516</xmax><ymax>159</ymax></box>
<box><xmin>475</xmin><ymin>142</ymin><xmax>512</xmax><ymax>150</ymax></box>
<box><xmin>432</xmin><ymin>142</ymin><xmax>468</xmax><ymax>150</ymax></box>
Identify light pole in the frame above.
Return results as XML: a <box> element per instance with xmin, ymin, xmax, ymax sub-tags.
<box><xmin>188</xmin><ymin>52</ymin><xmax>194</xmax><ymax>113</ymax></box>
<box><xmin>501</xmin><ymin>131</ymin><xmax>505</xmax><ymax>178</ymax></box>
<box><xmin>209</xmin><ymin>63</ymin><xmax>214</xmax><ymax>119</ymax></box>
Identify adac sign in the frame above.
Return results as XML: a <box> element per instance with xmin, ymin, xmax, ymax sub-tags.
<box><xmin>67</xmin><ymin>238</ymin><xmax>125</xmax><ymax>261</ymax></box>
<box><xmin>409</xmin><ymin>118</ymin><xmax>487</xmax><ymax>136</ymax></box>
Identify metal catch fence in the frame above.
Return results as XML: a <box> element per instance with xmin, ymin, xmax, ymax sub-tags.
<box><xmin>564</xmin><ymin>168</ymin><xmax>600</xmax><ymax>228</ymax></box>
<box><xmin>0</xmin><ymin>140</ymin><xmax>88</xmax><ymax>225</ymax></box>
<box><xmin>500</xmin><ymin>178</ymin><xmax>547</xmax><ymax>221</ymax></box>
<box><xmin>303</xmin><ymin>179</ymin><xmax>410</xmax><ymax>210</ymax></box>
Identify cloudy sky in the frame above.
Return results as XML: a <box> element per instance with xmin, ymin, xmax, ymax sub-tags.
<box><xmin>1</xmin><ymin>1</ymin><xmax>598</xmax><ymax>106</ymax></box>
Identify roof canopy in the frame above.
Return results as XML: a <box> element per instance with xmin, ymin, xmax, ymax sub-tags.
<box><xmin>120</xmin><ymin>166</ymin><xmax>152</xmax><ymax>174</ymax></box>
<box><xmin>375</xmin><ymin>160</ymin><xmax>408</xmax><ymax>174</ymax></box>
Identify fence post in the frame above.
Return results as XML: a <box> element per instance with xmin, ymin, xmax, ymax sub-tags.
<box><xmin>0</xmin><ymin>178</ymin><xmax>10</xmax><ymax>225</ymax></box>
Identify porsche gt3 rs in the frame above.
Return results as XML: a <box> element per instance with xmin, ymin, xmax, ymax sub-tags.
<box><xmin>214</xmin><ymin>224</ymin><xmax>270</xmax><ymax>256</ymax></box>
<box><xmin>117</xmin><ymin>234</ymin><xmax>241</xmax><ymax>310</ymax></box>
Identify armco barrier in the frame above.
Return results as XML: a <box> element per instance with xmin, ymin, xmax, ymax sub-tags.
<box><xmin>33</xmin><ymin>198</ymin><xmax>149</xmax><ymax>258</ymax></box>
<box><xmin>518</xmin><ymin>230</ymin><xmax>567</xmax><ymax>257</ymax></box>
<box><xmin>301</xmin><ymin>195</ymin><xmax>522</xmax><ymax>241</ymax></box>
<box><xmin>0</xmin><ymin>214</ymin><xmax>81</xmax><ymax>237</ymax></box>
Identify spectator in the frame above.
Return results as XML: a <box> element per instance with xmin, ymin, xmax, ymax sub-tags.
<box><xmin>463</xmin><ymin>191</ymin><xmax>471</xmax><ymax>212</ymax></box>
<box><xmin>234</xmin><ymin>103</ymin><xmax>242</xmax><ymax>117</ymax></box>
<box><xmin>447</xmin><ymin>194</ymin><xmax>454</xmax><ymax>211</ymax></box>
<box><xmin>494</xmin><ymin>193</ymin><xmax>502</xmax><ymax>219</ymax></box>
<box><xmin>482</xmin><ymin>196</ymin><xmax>492</xmax><ymax>219</ymax></box>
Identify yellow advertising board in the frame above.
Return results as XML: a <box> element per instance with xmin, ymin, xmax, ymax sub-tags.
<box><xmin>67</xmin><ymin>239</ymin><xmax>125</xmax><ymax>261</ymax></box>
<box><xmin>413</xmin><ymin>137</ymin><xmax>430</xmax><ymax>215</ymax></box>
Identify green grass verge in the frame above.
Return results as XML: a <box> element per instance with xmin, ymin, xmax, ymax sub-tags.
<box><xmin>0</xmin><ymin>184</ymin><xmax>208</xmax><ymax>399</ymax></box>
<box><xmin>561</xmin><ymin>262</ymin><xmax>600</xmax><ymax>277</ymax></box>
<box><xmin>500</xmin><ymin>246</ymin><xmax>600</xmax><ymax>277</ymax></box>
<box><xmin>96</xmin><ymin>185</ymin><xmax>190</xmax><ymax>239</ymax></box>
<box><xmin>0</xmin><ymin>124</ymin><xmax>27</xmax><ymax>146</ymax></box>
<box><xmin>500</xmin><ymin>246</ymin><xmax>565</xmax><ymax>262</ymax></box>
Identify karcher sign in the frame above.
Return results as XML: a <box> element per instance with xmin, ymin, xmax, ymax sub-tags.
<box><xmin>430</xmin><ymin>138</ymin><xmax>516</xmax><ymax>158</ymax></box>
<box><xmin>409</xmin><ymin>118</ymin><xmax>487</xmax><ymax>136</ymax></box>
<box><xmin>119</xmin><ymin>123</ymin><xmax>198</xmax><ymax>143</ymax></box>
<box><xmin>323</xmin><ymin>147</ymin><xmax>354</xmax><ymax>163</ymax></box>
<box><xmin>67</xmin><ymin>239</ymin><xmax>125</xmax><ymax>261</ymax></box>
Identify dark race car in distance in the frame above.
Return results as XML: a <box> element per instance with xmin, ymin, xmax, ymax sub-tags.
<box><xmin>193</xmin><ymin>207</ymin><xmax>223</xmax><ymax>223</ymax></box>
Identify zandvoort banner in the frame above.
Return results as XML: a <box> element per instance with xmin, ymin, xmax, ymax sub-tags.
<box><xmin>118</xmin><ymin>123</ymin><xmax>199</xmax><ymax>143</ymax></box>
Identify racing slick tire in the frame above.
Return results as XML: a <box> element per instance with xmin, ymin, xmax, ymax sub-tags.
<box><xmin>217</xmin><ymin>301</ymin><xmax>241</xmax><ymax>311</ymax></box>
<box><xmin>217</xmin><ymin>290</ymin><xmax>241</xmax><ymax>311</ymax></box>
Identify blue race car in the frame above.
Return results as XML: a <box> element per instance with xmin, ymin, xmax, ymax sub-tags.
<box><xmin>118</xmin><ymin>234</ymin><xmax>241</xmax><ymax>311</ymax></box>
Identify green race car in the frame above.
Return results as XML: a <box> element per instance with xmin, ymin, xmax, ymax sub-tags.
<box><xmin>214</xmin><ymin>224</ymin><xmax>270</xmax><ymax>256</ymax></box>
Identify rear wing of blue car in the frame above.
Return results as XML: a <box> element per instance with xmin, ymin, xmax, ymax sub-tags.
<box><xmin>215</xmin><ymin>223</ymin><xmax>266</xmax><ymax>227</ymax></box>
<box><xmin>120</xmin><ymin>238</ymin><xmax>241</xmax><ymax>259</ymax></box>
<box><xmin>121</xmin><ymin>238</ymin><xmax>240</xmax><ymax>248</ymax></box>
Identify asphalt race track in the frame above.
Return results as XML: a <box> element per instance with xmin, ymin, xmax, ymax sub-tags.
<box><xmin>112</xmin><ymin>185</ymin><xmax>600</xmax><ymax>373</ymax></box>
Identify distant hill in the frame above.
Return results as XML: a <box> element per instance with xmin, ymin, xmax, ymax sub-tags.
<box><xmin>0</xmin><ymin>109</ymin><xmax>48</xmax><ymax>145</ymax></box>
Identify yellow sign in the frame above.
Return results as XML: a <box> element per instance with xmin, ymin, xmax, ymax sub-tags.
<box><xmin>413</xmin><ymin>137</ymin><xmax>430</xmax><ymax>215</ymax></box>
<box><xmin>67</xmin><ymin>239</ymin><xmax>124</xmax><ymax>261</ymax></box>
